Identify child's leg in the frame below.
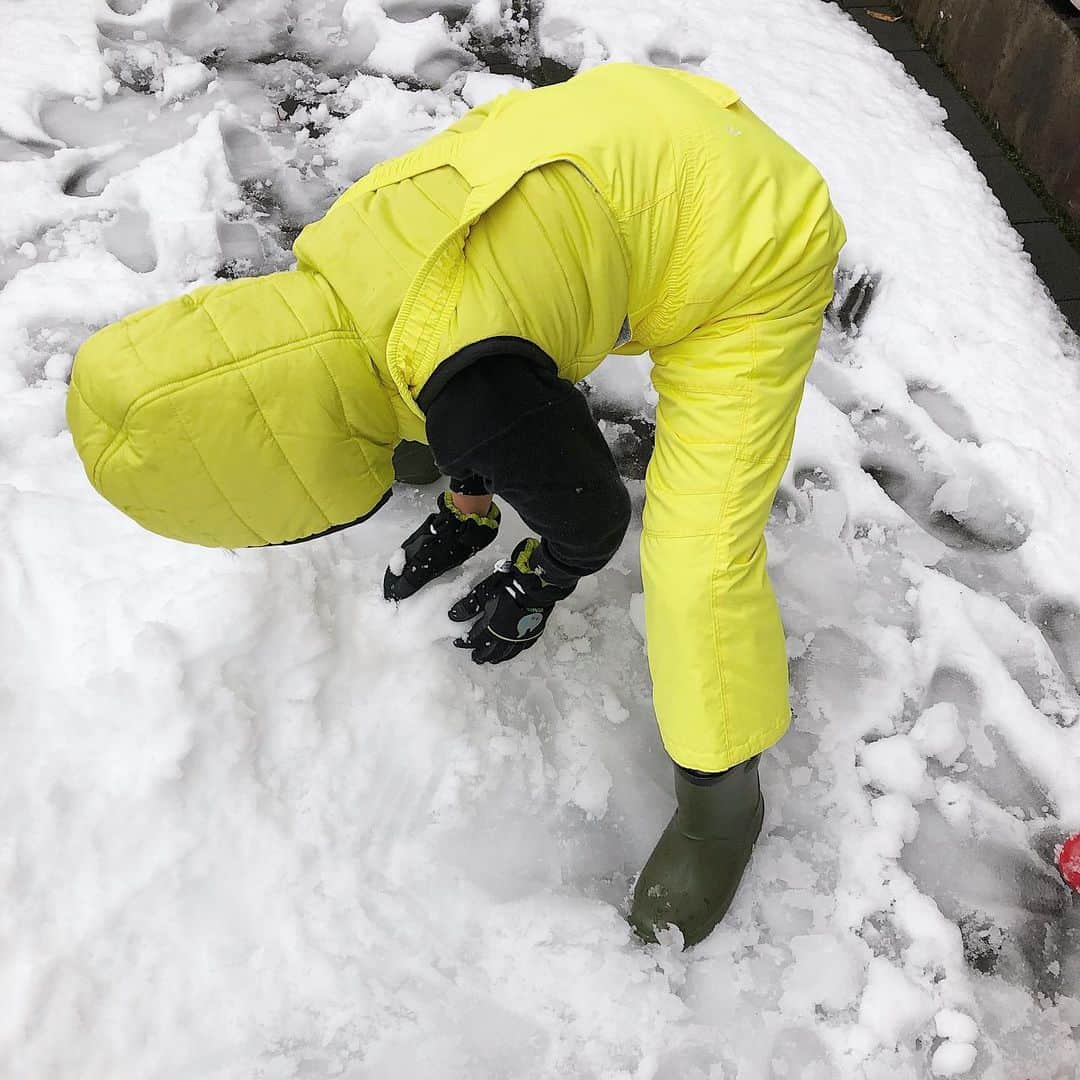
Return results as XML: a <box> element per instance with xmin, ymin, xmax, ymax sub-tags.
<box><xmin>449</xmin><ymin>472</ymin><xmax>493</xmax><ymax>517</ymax></box>
<box><xmin>641</xmin><ymin>265</ymin><xmax>836</xmax><ymax>770</ymax></box>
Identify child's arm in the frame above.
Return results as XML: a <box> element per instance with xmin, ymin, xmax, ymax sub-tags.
<box><xmin>424</xmin><ymin>348</ymin><xmax>630</xmax><ymax>664</ymax></box>
<box><xmin>425</xmin><ymin>350</ymin><xmax>630</xmax><ymax>589</ymax></box>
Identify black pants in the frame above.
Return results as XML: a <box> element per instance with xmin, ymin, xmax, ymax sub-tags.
<box><xmin>448</xmin><ymin>472</ymin><xmax>490</xmax><ymax>497</ymax></box>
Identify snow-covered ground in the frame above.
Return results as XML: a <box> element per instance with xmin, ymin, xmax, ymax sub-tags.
<box><xmin>2</xmin><ymin>0</ymin><xmax>1079</xmax><ymax>1076</ymax></box>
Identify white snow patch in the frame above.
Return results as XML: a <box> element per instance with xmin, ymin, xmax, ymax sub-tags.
<box><xmin>2</xmin><ymin>0</ymin><xmax>1080</xmax><ymax>1075</ymax></box>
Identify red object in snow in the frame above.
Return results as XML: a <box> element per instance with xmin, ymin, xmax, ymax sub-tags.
<box><xmin>1058</xmin><ymin>834</ymin><xmax>1080</xmax><ymax>891</ymax></box>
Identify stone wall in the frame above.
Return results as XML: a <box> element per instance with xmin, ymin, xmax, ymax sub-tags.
<box><xmin>897</xmin><ymin>0</ymin><xmax>1080</xmax><ymax>229</ymax></box>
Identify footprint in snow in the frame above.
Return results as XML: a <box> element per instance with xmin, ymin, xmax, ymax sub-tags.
<box><xmin>1032</xmin><ymin>600</ymin><xmax>1080</xmax><ymax>698</ymax></box>
<box><xmin>857</xmin><ymin>408</ymin><xmax>1030</xmax><ymax>553</ymax></box>
<box><xmin>827</xmin><ymin>267</ymin><xmax>879</xmax><ymax>336</ymax></box>
<box><xmin>382</xmin><ymin>0</ymin><xmax>475</xmax><ymax>23</ymax></box>
<box><xmin>103</xmin><ymin>206</ymin><xmax>158</xmax><ymax>274</ymax></box>
<box><xmin>907</xmin><ymin>382</ymin><xmax>981</xmax><ymax>447</ymax></box>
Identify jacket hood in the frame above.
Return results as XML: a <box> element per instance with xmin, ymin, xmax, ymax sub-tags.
<box><xmin>67</xmin><ymin>269</ymin><xmax>398</xmax><ymax>547</ymax></box>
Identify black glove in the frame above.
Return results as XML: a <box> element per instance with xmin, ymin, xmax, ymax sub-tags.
<box><xmin>384</xmin><ymin>490</ymin><xmax>500</xmax><ymax>601</ymax></box>
<box><xmin>448</xmin><ymin>538</ymin><xmax>577</xmax><ymax>665</ymax></box>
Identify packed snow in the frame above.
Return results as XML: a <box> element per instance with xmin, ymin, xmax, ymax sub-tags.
<box><xmin>2</xmin><ymin>0</ymin><xmax>1079</xmax><ymax>1077</ymax></box>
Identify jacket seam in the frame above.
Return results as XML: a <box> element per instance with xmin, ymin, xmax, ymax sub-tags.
<box><xmin>401</xmin><ymin>238</ymin><xmax>465</xmax><ymax>395</ymax></box>
<box><xmin>121</xmin><ymin>319</ymin><xmax>265</xmax><ymax>544</ymax></box>
<box><xmin>269</xmin><ymin>488</ymin><xmax>393</xmax><ymax>546</ymax></box>
<box><xmin>348</xmin><ymin>199</ymin><xmax>411</xmax><ymax>275</ymax></box>
<box><xmin>92</xmin><ymin>429</ymin><xmax>128</xmax><ymax>491</ymax></box>
<box><xmin>479</xmin><ymin>254</ymin><xmax>527</xmax><ymax>340</ymax></box>
<box><xmin>652</xmin><ymin>378</ymin><xmax>749</xmax><ymax>397</ymax></box>
<box><xmin>200</xmin><ymin>303</ymin><xmax>333</xmax><ymax>530</ymax></box>
<box><xmin>711</xmin><ymin>313</ymin><xmax>758</xmax><ymax>762</ymax></box>
<box><xmin>617</xmin><ymin>187</ymin><xmax>677</xmax><ymax>219</ymax></box>
<box><xmin>69</xmin><ymin>381</ymin><xmax>123</xmax><ymax>491</ymax></box>
<box><xmin>641</xmin><ymin>136</ymin><xmax>698</xmax><ymax>343</ymax></box>
<box><xmin>518</xmin><ymin>182</ymin><xmax>585</xmax><ymax>335</ymax></box>
<box><xmin>312</xmin><ymin>332</ymin><xmax>381</xmax><ymax>482</ymax></box>
<box><xmin>569</xmin><ymin>164</ymin><xmax>632</xmax><ymax>281</ymax></box>
<box><xmin>643</xmin><ymin>525</ymin><xmax>771</xmax><ymax>545</ymax></box>
<box><xmin>237</xmin><ymin>365</ymin><xmax>334</xmax><ymax>529</ymax></box>
<box><xmin>107</xmin><ymin>329</ymin><xmax>361</xmax><ymax>432</ymax></box>
<box><xmin>411</xmin><ymin>170</ymin><xmax>463</xmax><ymax>224</ymax></box>
<box><xmin>267</xmin><ymin>278</ymin><xmax>381</xmax><ymax>483</ymax></box>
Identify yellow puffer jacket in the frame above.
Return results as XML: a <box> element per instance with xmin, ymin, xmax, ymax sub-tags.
<box><xmin>68</xmin><ymin>62</ymin><xmax>846</xmax><ymax>770</ymax></box>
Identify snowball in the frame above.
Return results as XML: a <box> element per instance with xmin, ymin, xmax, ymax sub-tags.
<box><xmin>910</xmin><ymin>703</ymin><xmax>966</xmax><ymax>766</ymax></box>
<box><xmin>934</xmin><ymin>1009</ymin><xmax>978</xmax><ymax>1043</ymax></box>
<box><xmin>931</xmin><ymin>1041</ymin><xmax>977</xmax><ymax>1076</ymax></box>
<box><xmin>859</xmin><ymin>734</ymin><xmax>932</xmax><ymax>801</ymax></box>
<box><xmin>44</xmin><ymin>352</ymin><xmax>71</xmax><ymax>381</ymax></box>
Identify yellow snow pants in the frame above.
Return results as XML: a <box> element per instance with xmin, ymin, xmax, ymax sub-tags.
<box><xmin>641</xmin><ymin>263</ymin><xmax>836</xmax><ymax>771</ymax></box>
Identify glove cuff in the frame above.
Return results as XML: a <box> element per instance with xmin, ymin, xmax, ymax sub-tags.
<box><xmin>509</xmin><ymin>538</ymin><xmax>578</xmax><ymax>601</ymax></box>
<box><xmin>439</xmin><ymin>489</ymin><xmax>500</xmax><ymax>529</ymax></box>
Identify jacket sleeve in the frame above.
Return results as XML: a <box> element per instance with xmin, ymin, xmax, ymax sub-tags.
<box><xmin>641</xmin><ymin>269</ymin><xmax>835</xmax><ymax>773</ymax></box>
<box><xmin>424</xmin><ymin>349</ymin><xmax>631</xmax><ymax>587</ymax></box>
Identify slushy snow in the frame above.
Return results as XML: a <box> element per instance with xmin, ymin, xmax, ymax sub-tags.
<box><xmin>1</xmin><ymin>0</ymin><xmax>1079</xmax><ymax>1077</ymax></box>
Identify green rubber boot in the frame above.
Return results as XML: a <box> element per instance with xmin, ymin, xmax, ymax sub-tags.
<box><xmin>629</xmin><ymin>754</ymin><xmax>764</xmax><ymax>948</ymax></box>
<box><xmin>392</xmin><ymin>439</ymin><xmax>442</xmax><ymax>485</ymax></box>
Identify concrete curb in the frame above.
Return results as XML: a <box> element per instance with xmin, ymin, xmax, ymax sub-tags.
<box><xmin>899</xmin><ymin>0</ymin><xmax>1079</xmax><ymax>229</ymax></box>
<box><xmin>831</xmin><ymin>0</ymin><xmax>1080</xmax><ymax>334</ymax></box>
